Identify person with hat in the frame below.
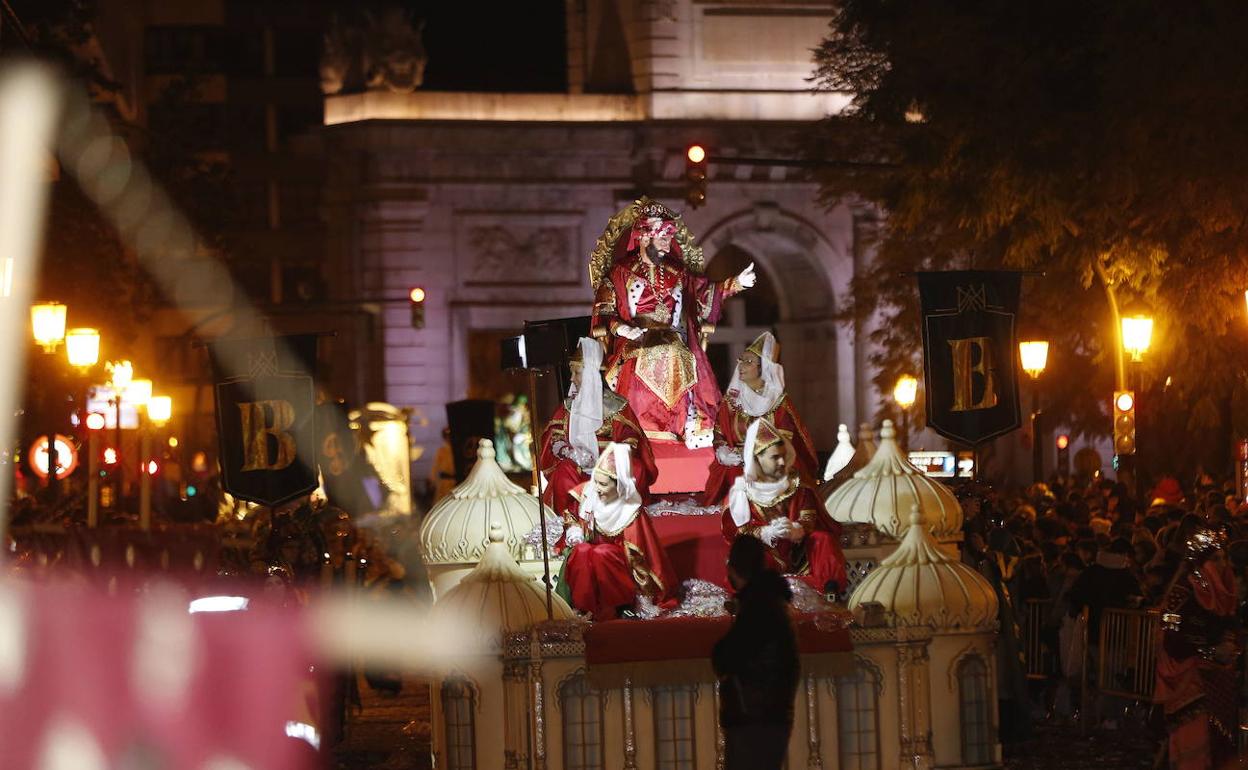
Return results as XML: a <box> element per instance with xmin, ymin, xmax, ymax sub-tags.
<box><xmin>539</xmin><ymin>337</ymin><xmax>656</xmax><ymax>528</ymax></box>
<box><xmin>722</xmin><ymin>417</ymin><xmax>846</xmax><ymax>594</ymax></box>
<box><xmin>702</xmin><ymin>331</ymin><xmax>816</xmax><ymax>506</ymax></box>
<box><xmin>557</xmin><ymin>442</ymin><xmax>677</xmax><ymax>619</ymax></box>
<box><xmin>590</xmin><ymin>200</ymin><xmax>756</xmax><ymax>447</ymax></box>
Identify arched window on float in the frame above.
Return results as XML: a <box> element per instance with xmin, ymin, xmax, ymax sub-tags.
<box><xmin>442</xmin><ymin>676</ymin><xmax>477</xmax><ymax>770</ymax></box>
<box><xmin>560</xmin><ymin>672</ymin><xmax>605</xmax><ymax>770</ymax></box>
<box><xmin>834</xmin><ymin>661</ymin><xmax>882</xmax><ymax>770</ymax></box>
<box><xmin>957</xmin><ymin>655</ymin><xmax>993</xmax><ymax>765</ymax></box>
<box><xmin>651</xmin><ymin>684</ymin><xmax>697</xmax><ymax>770</ymax></box>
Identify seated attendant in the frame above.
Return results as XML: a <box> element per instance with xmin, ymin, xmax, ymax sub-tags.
<box><xmin>723</xmin><ymin>418</ymin><xmax>846</xmax><ymax>594</ymax></box>
<box><xmin>539</xmin><ymin>337</ymin><xmax>656</xmax><ymax>528</ymax></box>
<box><xmin>703</xmin><ymin>331</ymin><xmax>816</xmax><ymax>506</ymax></box>
<box><xmin>557</xmin><ymin>443</ymin><xmax>677</xmax><ymax>619</ymax></box>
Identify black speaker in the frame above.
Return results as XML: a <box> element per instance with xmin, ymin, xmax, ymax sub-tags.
<box><xmin>445</xmin><ymin>399</ymin><xmax>497</xmax><ymax>482</ymax></box>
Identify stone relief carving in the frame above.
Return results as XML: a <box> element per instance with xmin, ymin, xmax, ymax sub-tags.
<box><xmin>320</xmin><ymin>7</ymin><xmax>427</xmax><ymax>95</ymax></box>
<box><xmin>466</xmin><ymin>225</ymin><xmax>577</xmax><ymax>284</ymax></box>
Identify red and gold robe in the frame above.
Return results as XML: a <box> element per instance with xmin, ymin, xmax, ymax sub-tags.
<box><xmin>591</xmin><ymin>252</ymin><xmax>736</xmax><ymax>439</ymax></box>
<box><xmin>559</xmin><ymin>482</ymin><xmax>679</xmax><ymax>620</ymax></box>
<box><xmin>702</xmin><ymin>391</ymin><xmax>818</xmax><ymax>506</ymax></box>
<box><xmin>538</xmin><ymin>391</ymin><xmax>656</xmax><ymax>523</ymax></box>
<box><xmin>721</xmin><ymin>477</ymin><xmax>847</xmax><ymax>593</ymax></box>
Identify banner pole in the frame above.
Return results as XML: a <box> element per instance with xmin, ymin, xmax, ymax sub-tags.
<box><xmin>527</xmin><ymin>368</ymin><xmax>554</xmax><ymax>620</ymax></box>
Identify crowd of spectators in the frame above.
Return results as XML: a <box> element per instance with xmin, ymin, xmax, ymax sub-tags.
<box><xmin>958</xmin><ymin>471</ymin><xmax>1248</xmax><ymax>744</ymax></box>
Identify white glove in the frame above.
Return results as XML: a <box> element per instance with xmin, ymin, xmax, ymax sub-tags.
<box><xmin>786</xmin><ymin>521</ymin><xmax>805</xmax><ymax>543</ymax></box>
<box><xmin>616</xmin><ymin>324</ymin><xmax>644</xmax><ymax>341</ymax></box>
<box><xmin>715</xmin><ymin>445</ymin><xmax>743</xmax><ymax>467</ymax></box>
<box><xmin>565</xmin><ymin>525</ymin><xmax>585</xmax><ymax>547</ymax></box>
<box><xmin>572</xmin><ymin>446</ymin><xmax>596</xmax><ymax>470</ymax></box>
<box><xmin>758</xmin><ymin>518</ymin><xmax>788</xmax><ymax>547</ymax></box>
<box><xmin>736</xmin><ymin>262</ymin><xmax>757</xmax><ymax>290</ymax></box>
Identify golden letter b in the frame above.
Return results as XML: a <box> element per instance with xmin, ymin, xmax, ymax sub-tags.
<box><xmin>238</xmin><ymin>400</ymin><xmax>298</xmax><ymax>470</ymax></box>
<box><xmin>947</xmin><ymin>337</ymin><xmax>998</xmax><ymax>412</ymax></box>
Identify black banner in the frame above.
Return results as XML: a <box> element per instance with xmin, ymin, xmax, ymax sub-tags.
<box><xmin>210</xmin><ymin>336</ymin><xmax>319</xmax><ymax>506</ymax></box>
<box><xmin>918</xmin><ymin>271</ymin><xmax>1022</xmax><ymax>446</ymax></box>
<box><xmin>445</xmin><ymin>399</ymin><xmax>496</xmax><ymax>482</ymax></box>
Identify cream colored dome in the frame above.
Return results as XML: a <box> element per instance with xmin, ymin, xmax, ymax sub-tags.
<box><xmin>823</xmin><ymin>420</ymin><xmax>963</xmax><ymax>540</ymax></box>
<box><xmin>434</xmin><ymin>523</ymin><xmax>576</xmax><ymax>649</ymax></box>
<box><xmin>419</xmin><ymin>439</ymin><xmax>553</xmax><ymax>567</ymax></box>
<box><xmin>848</xmin><ymin>508</ymin><xmax>997</xmax><ymax>631</ymax></box>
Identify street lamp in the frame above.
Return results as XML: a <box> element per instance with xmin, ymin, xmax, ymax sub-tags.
<box><xmin>125</xmin><ymin>377</ymin><xmax>152</xmax><ymax>408</ymax></box>
<box><xmin>30</xmin><ymin>301</ymin><xmax>66</xmax><ymax>352</ymax></box>
<box><xmin>1121</xmin><ymin>314</ymin><xmax>1153</xmax><ymax>363</ymax></box>
<box><xmin>1019</xmin><ymin>340</ymin><xmax>1050</xmax><ymax>484</ymax></box>
<box><xmin>65</xmin><ymin>328</ymin><xmax>101</xmax><ymax>371</ymax></box>
<box><xmin>147</xmin><ymin>395</ymin><xmax>172</xmax><ymax>426</ymax></box>
<box><xmin>893</xmin><ymin>374</ymin><xmax>918</xmax><ymax>449</ymax></box>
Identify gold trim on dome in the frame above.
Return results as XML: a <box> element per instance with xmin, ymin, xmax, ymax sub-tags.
<box><xmin>588</xmin><ymin>196</ymin><xmax>706</xmax><ymax>291</ymax></box>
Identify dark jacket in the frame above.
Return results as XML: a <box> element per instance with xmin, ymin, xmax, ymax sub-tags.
<box><xmin>1067</xmin><ymin>553</ymin><xmax>1141</xmax><ymax>639</ymax></box>
<box><xmin>711</xmin><ymin>571</ymin><xmax>800</xmax><ymax>728</ymax></box>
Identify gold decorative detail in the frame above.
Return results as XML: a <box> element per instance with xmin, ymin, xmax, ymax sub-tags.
<box><xmin>588</xmin><ymin>197</ymin><xmax>705</xmax><ymax>291</ymax></box>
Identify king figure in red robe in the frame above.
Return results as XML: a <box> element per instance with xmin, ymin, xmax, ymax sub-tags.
<box><xmin>590</xmin><ymin>199</ymin><xmax>756</xmax><ymax>447</ymax></box>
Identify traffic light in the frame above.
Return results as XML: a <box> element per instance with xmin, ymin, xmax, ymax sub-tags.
<box><xmin>1113</xmin><ymin>390</ymin><xmax>1136</xmax><ymax>456</ymax></box>
<box><xmin>1056</xmin><ymin>433</ymin><xmax>1070</xmax><ymax>475</ymax></box>
<box><xmin>685</xmin><ymin>144</ymin><xmax>707</xmax><ymax>208</ymax></box>
<box><xmin>409</xmin><ymin>286</ymin><xmax>426</xmax><ymax>329</ymax></box>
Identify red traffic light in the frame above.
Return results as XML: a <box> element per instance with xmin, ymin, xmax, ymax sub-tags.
<box><xmin>85</xmin><ymin>412</ymin><xmax>106</xmax><ymax>431</ymax></box>
<box><xmin>409</xmin><ymin>287</ymin><xmax>426</xmax><ymax>303</ymax></box>
<box><xmin>686</xmin><ymin>144</ymin><xmax>706</xmax><ymax>164</ymax></box>
<box><xmin>1115</xmin><ymin>391</ymin><xmax>1134</xmax><ymax>412</ymax></box>
<box><xmin>1056</xmin><ymin>434</ymin><xmax>1069</xmax><ymax>450</ymax></box>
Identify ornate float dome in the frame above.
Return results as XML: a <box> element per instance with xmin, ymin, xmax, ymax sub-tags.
<box><xmin>848</xmin><ymin>508</ymin><xmax>997</xmax><ymax>631</ymax></box>
<box><xmin>823</xmin><ymin>420</ymin><xmax>963</xmax><ymax>540</ymax></box>
<box><xmin>434</xmin><ymin>523</ymin><xmax>576</xmax><ymax>650</ymax></box>
<box><xmin>418</xmin><ymin>439</ymin><xmax>557</xmax><ymax>596</ymax></box>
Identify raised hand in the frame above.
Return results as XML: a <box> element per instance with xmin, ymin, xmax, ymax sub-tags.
<box><xmin>736</xmin><ymin>262</ymin><xmax>757</xmax><ymax>290</ymax></box>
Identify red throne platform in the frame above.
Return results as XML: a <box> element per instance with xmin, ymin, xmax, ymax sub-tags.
<box><xmin>643</xmin><ymin>441</ymin><xmax>728</xmax><ymax>587</ymax></box>
<box><xmin>649</xmin><ymin>441</ymin><xmax>713</xmax><ymax>494</ymax></box>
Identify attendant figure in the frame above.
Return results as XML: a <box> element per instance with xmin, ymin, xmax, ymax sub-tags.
<box><xmin>539</xmin><ymin>337</ymin><xmax>655</xmax><ymax>527</ymax></box>
<box><xmin>591</xmin><ymin>200</ymin><xmax>756</xmax><ymax>446</ymax></box>
<box><xmin>557</xmin><ymin>443</ymin><xmax>677</xmax><ymax>619</ymax></box>
<box><xmin>702</xmin><ymin>331</ymin><xmax>816</xmax><ymax>506</ymax></box>
<box><xmin>723</xmin><ymin>418</ymin><xmax>846</xmax><ymax>594</ymax></box>
<box><xmin>1157</xmin><ymin>527</ymin><xmax>1241</xmax><ymax>770</ymax></box>
<box><xmin>712</xmin><ymin>535</ymin><xmax>799</xmax><ymax>770</ymax></box>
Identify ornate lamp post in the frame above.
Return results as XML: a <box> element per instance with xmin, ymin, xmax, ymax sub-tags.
<box><xmin>64</xmin><ymin>328</ymin><xmax>100</xmax><ymax>371</ymax></box>
<box><xmin>893</xmin><ymin>374</ymin><xmax>918</xmax><ymax>449</ymax></box>
<box><xmin>1019</xmin><ymin>340</ymin><xmax>1050</xmax><ymax>484</ymax></box>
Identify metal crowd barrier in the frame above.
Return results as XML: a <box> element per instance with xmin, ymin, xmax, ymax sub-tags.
<box><xmin>1022</xmin><ymin>598</ymin><xmax>1056</xmax><ymax>680</ymax></box>
<box><xmin>1096</xmin><ymin>607</ymin><xmax>1159</xmax><ymax>702</ymax></box>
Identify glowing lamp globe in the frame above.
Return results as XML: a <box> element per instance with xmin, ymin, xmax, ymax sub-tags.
<box><xmin>107</xmin><ymin>360</ymin><xmax>133</xmax><ymax>391</ymax></box>
<box><xmin>1018</xmin><ymin>340</ymin><xmax>1049</xmax><ymax>379</ymax></box>
<box><xmin>125</xmin><ymin>378</ymin><xmax>152</xmax><ymax>407</ymax></box>
<box><xmin>893</xmin><ymin>374</ymin><xmax>919</xmax><ymax>409</ymax></box>
<box><xmin>147</xmin><ymin>395</ymin><xmax>172</xmax><ymax>425</ymax></box>
<box><xmin>65</xmin><ymin>328</ymin><xmax>101</xmax><ymax>370</ymax></box>
<box><xmin>1121</xmin><ymin>315</ymin><xmax>1153</xmax><ymax>362</ymax></box>
<box><xmin>30</xmin><ymin>301</ymin><xmax>67</xmax><ymax>352</ymax></box>
<box><xmin>85</xmin><ymin>412</ymin><xmax>106</xmax><ymax>431</ymax></box>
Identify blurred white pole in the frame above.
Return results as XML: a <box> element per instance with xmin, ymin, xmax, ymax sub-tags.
<box><xmin>0</xmin><ymin>65</ymin><xmax>60</xmax><ymax>541</ymax></box>
<box><xmin>138</xmin><ymin>427</ymin><xmax>152</xmax><ymax>530</ymax></box>
<box><xmin>87</xmin><ymin>430</ymin><xmax>99</xmax><ymax>527</ymax></box>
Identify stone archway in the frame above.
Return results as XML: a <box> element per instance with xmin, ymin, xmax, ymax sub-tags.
<box><xmin>700</xmin><ymin>204</ymin><xmax>857</xmax><ymax>451</ymax></box>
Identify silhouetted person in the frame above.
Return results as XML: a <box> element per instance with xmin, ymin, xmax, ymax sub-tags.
<box><xmin>712</xmin><ymin>535</ymin><xmax>799</xmax><ymax>770</ymax></box>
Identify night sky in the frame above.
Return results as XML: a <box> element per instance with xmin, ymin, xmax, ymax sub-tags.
<box><xmin>403</xmin><ymin>0</ymin><xmax>567</xmax><ymax>92</ymax></box>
